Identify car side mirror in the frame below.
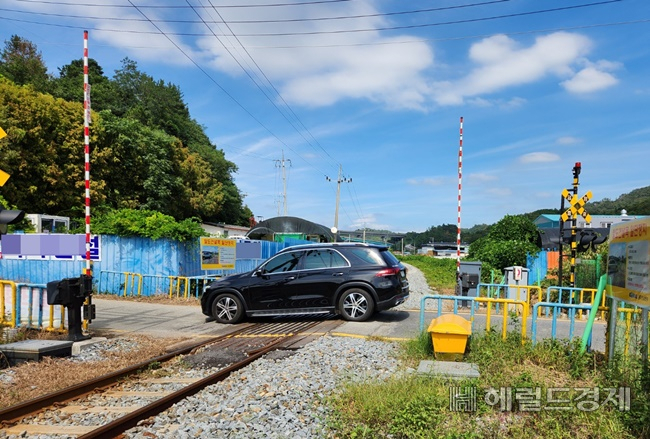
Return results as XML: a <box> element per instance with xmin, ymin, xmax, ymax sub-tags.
<box><xmin>254</xmin><ymin>269</ymin><xmax>263</xmax><ymax>277</ymax></box>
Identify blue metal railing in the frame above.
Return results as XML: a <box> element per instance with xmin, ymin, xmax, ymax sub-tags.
<box><xmin>530</xmin><ymin>302</ymin><xmax>593</xmax><ymax>347</ymax></box>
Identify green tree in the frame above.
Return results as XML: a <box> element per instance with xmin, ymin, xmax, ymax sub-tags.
<box><xmin>108</xmin><ymin>58</ymin><xmax>248</xmax><ymax>224</ymax></box>
<box><xmin>50</xmin><ymin>58</ymin><xmax>119</xmax><ymax>113</ymax></box>
<box><xmin>2</xmin><ymin>46</ymin><xmax>252</xmax><ymax>227</ymax></box>
<box><xmin>467</xmin><ymin>214</ymin><xmax>540</xmax><ymax>272</ymax></box>
<box><xmin>0</xmin><ymin>35</ymin><xmax>49</xmax><ymax>92</ymax></box>
<box><xmin>0</xmin><ymin>77</ymin><xmax>104</xmax><ymax>214</ymax></box>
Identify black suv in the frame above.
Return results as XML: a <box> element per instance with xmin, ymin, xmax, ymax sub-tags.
<box><xmin>201</xmin><ymin>242</ymin><xmax>409</xmax><ymax>324</ymax></box>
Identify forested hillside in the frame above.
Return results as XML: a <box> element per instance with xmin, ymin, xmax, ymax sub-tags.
<box><xmin>405</xmin><ymin>187</ymin><xmax>650</xmax><ymax>247</ymax></box>
<box><xmin>0</xmin><ymin>35</ymin><xmax>252</xmax><ymax>226</ymax></box>
<box><xmin>587</xmin><ymin>186</ymin><xmax>650</xmax><ymax>215</ymax></box>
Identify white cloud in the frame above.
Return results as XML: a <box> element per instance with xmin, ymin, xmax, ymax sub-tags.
<box><xmin>519</xmin><ymin>152</ymin><xmax>560</xmax><ymax>164</ymax></box>
<box><xmin>431</xmin><ymin>32</ymin><xmax>619</xmax><ymax>106</ymax></box>
<box><xmin>14</xmin><ymin>1</ymin><xmax>619</xmax><ymax>110</ymax></box>
<box><xmin>561</xmin><ymin>60</ymin><xmax>620</xmax><ymax>93</ymax></box>
<box><xmin>348</xmin><ymin>213</ymin><xmax>391</xmax><ymax>231</ymax></box>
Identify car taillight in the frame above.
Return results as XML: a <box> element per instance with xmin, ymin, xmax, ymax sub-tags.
<box><xmin>375</xmin><ymin>267</ymin><xmax>401</xmax><ymax>277</ymax></box>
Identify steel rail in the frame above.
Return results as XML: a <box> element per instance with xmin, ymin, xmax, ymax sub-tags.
<box><xmin>0</xmin><ymin>319</ymin><xmax>324</xmax><ymax>436</ymax></box>
<box><xmin>78</xmin><ymin>332</ymin><xmax>304</xmax><ymax>439</ymax></box>
<box><xmin>0</xmin><ymin>326</ymin><xmax>251</xmax><ymax>423</ymax></box>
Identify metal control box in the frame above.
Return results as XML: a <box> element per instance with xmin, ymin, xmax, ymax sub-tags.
<box><xmin>457</xmin><ymin>261</ymin><xmax>482</xmax><ymax>306</ymax></box>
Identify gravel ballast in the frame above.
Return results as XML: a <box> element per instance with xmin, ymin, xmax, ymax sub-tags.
<box><xmin>124</xmin><ymin>263</ymin><xmax>435</xmax><ymax>438</ymax></box>
<box><xmin>1</xmin><ymin>263</ymin><xmax>433</xmax><ymax>439</ymax></box>
<box><xmin>126</xmin><ymin>336</ymin><xmax>401</xmax><ymax>439</ymax></box>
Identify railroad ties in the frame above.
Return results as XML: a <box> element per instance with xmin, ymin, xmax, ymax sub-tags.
<box><xmin>0</xmin><ymin>318</ymin><xmax>339</xmax><ymax>439</ymax></box>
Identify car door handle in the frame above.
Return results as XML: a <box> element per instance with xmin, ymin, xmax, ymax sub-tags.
<box><xmin>332</xmin><ymin>272</ymin><xmax>344</xmax><ymax>277</ymax></box>
<box><xmin>286</xmin><ymin>276</ymin><xmax>296</xmax><ymax>281</ymax></box>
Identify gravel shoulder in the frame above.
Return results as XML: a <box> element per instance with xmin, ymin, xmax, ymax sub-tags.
<box><xmin>395</xmin><ymin>262</ymin><xmax>440</xmax><ymax>311</ymax></box>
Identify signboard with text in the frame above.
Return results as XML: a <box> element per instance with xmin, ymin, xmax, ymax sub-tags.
<box><xmin>200</xmin><ymin>237</ymin><xmax>236</xmax><ymax>270</ymax></box>
<box><xmin>0</xmin><ymin>234</ymin><xmax>101</xmax><ymax>261</ymax></box>
<box><xmin>607</xmin><ymin>218</ymin><xmax>650</xmax><ymax>309</ymax></box>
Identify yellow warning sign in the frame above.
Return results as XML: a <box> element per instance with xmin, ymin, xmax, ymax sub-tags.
<box><xmin>1</xmin><ymin>127</ymin><xmax>11</xmax><ymax>185</ymax></box>
<box><xmin>560</xmin><ymin>189</ymin><xmax>592</xmax><ymax>223</ymax></box>
<box><xmin>0</xmin><ymin>169</ymin><xmax>9</xmax><ymax>187</ymax></box>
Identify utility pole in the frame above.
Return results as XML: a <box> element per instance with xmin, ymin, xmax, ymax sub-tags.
<box><xmin>326</xmin><ymin>165</ymin><xmax>351</xmax><ymax>230</ymax></box>
<box><xmin>274</xmin><ymin>151</ymin><xmax>291</xmax><ymax>216</ymax></box>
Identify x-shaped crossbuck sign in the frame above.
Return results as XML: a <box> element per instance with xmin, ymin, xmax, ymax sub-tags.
<box><xmin>561</xmin><ymin>188</ymin><xmax>592</xmax><ymax>223</ymax></box>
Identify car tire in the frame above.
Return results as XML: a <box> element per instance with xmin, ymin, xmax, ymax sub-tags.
<box><xmin>339</xmin><ymin>288</ymin><xmax>374</xmax><ymax>322</ymax></box>
<box><xmin>211</xmin><ymin>293</ymin><xmax>244</xmax><ymax>324</ymax></box>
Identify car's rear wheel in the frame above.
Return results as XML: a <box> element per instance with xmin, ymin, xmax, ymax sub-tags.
<box><xmin>339</xmin><ymin>288</ymin><xmax>374</xmax><ymax>322</ymax></box>
<box><xmin>211</xmin><ymin>293</ymin><xmax>244</xmax><ymax>324</ymax></box>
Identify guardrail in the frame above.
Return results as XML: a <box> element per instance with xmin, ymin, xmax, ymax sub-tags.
<box><xmin>98</xmin><ymin>271</ymin><xmax>142</xmax><ymax>297</ymax></box>
<box><xmin>542</xmin><ymin>286</ymin><xmax>605</xmax><ymax>319</ymax></box>
<box><xmin>419</xmin><ymin>294</ymin><xmax>527</xmax><ymax>341</ymax></box>
<box><xmin>476</xmin><ymin>282</ymin><xmax>542</xmax><ymax>313</ymax></box>
<box><xmin>2</xmin><ymin>281</ymin><xmax>66</xmax><ymax>331</ymax></box>
<box><xmin>531</xmin><ymin>302</ymin><xmax>593</xmax><ymax>347</ymax></box>
<box><xmin>168</xmin><ymin>276</ymin><xmax>189</xmax><ymax>299</ymax></box>
<box><xmin>1</xmin><ymin>280</ymin><xmax>18</xmax><ymax>327</ymax></box>
<box><xmin>97</xmin><ymin>271</ymin><xmax>220</xmax><ymax>299</ymax></box>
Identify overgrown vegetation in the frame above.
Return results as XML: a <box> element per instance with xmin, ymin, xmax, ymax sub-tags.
<box><xmin>398</xmin><ymin>255</ymin><xmax>457</xmax><ymax>294</ymax></box>
<box><xmin>78</xmin><ymin>208</ymin><xmax>206</xmax><ymax>242</ymax></box>
<box><xmin>328</xmin><ymin>329</ymin><xmax>650</xmax><ymax>438</ymax></box>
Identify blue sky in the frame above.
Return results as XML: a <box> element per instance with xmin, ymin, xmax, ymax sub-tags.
<box><xmin>1</xmin><ymin>0</ymin><xmax>649</xmax><ymax>233</ymax></box>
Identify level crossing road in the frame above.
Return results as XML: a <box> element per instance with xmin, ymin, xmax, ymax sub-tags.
<box><xmin>86</xmin><ymin>298</ymin><xmax>607</xmax><ymax>352</ymax></box>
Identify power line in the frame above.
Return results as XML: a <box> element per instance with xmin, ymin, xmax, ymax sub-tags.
<box><xmin>0</xmin><ymin>1</ymin><xmax>628</xmax><ymax>37</ymax></box>
<box><xmin>9</xmin><ymin>18</ymin><xmax>650</xmax><ymax>51</ymax></box>
<box><xmin>1</xmin><ymin>1</ymin><xmax>517</xmax><ymax>25</ymax></box>
<box><xmin>224</xmin><ymin>1</ymin><xmax>627</xmax><ymax>37</ymax></box>
<box><xmin>11</xmin><ymin>0</ymin><xmax>358</xmax><ymax>8</ymax></box>
<box><xmin>195</xmin><ymin>0</ymin><xmax>339</xmax><ymax>173</ymax></box>
<box><xmin>122</xmin><ymin>0</ymin><xmax>319</xmax><ymax>177</ymax></box>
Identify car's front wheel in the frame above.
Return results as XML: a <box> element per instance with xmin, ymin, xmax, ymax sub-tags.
<box><xmin>339</xmin><ymin>288</ymin><xmax>374</xmax><ymax>322</ymax></box>
<box><xmin>211</xmin><ymin>293</ymin><xmax>244</xmax><ymax>324</ymax></box>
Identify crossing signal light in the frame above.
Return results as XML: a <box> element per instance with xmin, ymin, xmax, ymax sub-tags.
<box><xmin>575</xmin><ymin>228</ymin><xmax>608</xmax><ymax>252</ymax></box>
<box><xmin>0</xmin><ymin>204</ymin><xmax>25</xmax><ymax>235</ymax></box>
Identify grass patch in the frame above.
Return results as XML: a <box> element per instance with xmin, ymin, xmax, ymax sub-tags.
<box><xmin>398</xmin><ymin>255</ymin><xmax>457</xmax><ymax>294</ymax></box>
<box><xmin>326</xmin><ymin>330</ymin><xmax>649</xmax><ymax>438</ymax></box>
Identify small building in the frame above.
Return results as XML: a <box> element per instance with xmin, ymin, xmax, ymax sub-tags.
<box><xmin>419</xmin><ymin>242</ymin><xmax>468</xmax><ymax>258</ymax></box>
<box><xmin>201</xmin><ymin>222</ymin><xmax>250</xmax><ymax>238</ymax></box>
<box><xmin>246</xmin><ymin>216</ymin><xmax>339</xmax><ymax>243</ymax></box>
<box><xmin>26</xmin><ymin>214</ymin><xmax>70</xmax><ymax>233</ymax></box>
<box><xmin>534</xmin><ymin>210</ymin><xmax>646</xmax><ymax>229</ymax></box>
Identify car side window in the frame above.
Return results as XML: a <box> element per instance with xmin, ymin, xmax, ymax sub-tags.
<box><xmin>345</xmin><ymin>248</ymin><xmax>384</xmax><ymax>265</ymax></box>
<box><xmin>303</xmin><ymin>249</ymin><xmax>348</xmax><ymax>269</ymax></box>
<box><xmin>263</xmin><ymin>251</ymin><xmax>302</xmax><ymax>273</ymax></box>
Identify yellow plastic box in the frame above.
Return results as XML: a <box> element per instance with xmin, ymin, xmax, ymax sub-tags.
<box><xmin>427</xmin><ymin>314</ymin><xmax>472</xmax><ymax>355</ymax></box>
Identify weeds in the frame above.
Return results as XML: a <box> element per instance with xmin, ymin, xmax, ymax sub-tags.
<box><xmin>398</xmin><ymin>255</ymin><xmax>457</xmax><ymax>293</ymax></box>
<box><xmin>327</xmin><ymin>330</ymin><xmax>643</xmax><ymax>438</ymax></box>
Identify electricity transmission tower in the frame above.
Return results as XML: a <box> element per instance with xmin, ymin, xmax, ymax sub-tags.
<box><xmin>274</xmin><ymin>151</ymin><xmax>291</xmax><ymax>216</ymax></box>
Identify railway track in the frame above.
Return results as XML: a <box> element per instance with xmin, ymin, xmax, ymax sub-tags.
<box><xmin>0</xmin><ymin>318</ymin><xmax>338</xmax><ymax>438</ymax></box>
